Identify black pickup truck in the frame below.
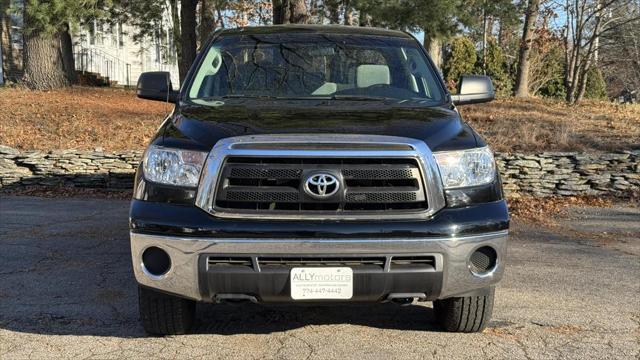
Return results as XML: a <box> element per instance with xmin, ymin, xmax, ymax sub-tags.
<box><xmin>131</xmin><ymin>25</ymin><xmax>509</xmax><ymax>335</ymax></box>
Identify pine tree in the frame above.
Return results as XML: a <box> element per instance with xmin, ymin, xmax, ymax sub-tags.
<box><xmin>21</xmin><ymin>0</ymin><xmax>107</xmax><ymax>89</ymax></box>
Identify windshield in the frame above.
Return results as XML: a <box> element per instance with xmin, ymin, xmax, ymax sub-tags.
<box><xmin>188</xmin><ymin>33</ymin><xmax>444</xmax><ymax>103</ymax></box>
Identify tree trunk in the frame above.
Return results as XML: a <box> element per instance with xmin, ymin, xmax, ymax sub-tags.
<box><xmin>424</xmin><ymin>36</ymin><xmax>442</xmax><ymax>69</ymax></box>
<box><xmin>59</xmin><ymin>23</ymin><xmax>76</xmax><ymax>84</ymax></box>
<box><xmin>179</xmin><ymin>0</ymin><xmax>198</xmax><ymax>84</ymax></box>
<box><xmin>272</xmin><ymin>0</ymin><xmax>285</xmax><ymax>24</ymax></box>
<box><xmin>566</xmin><ymin>0</ymin><xmax>604</xmax><ymax>104</ymax></box>
<box><xmin>482</xmin><ymin>9</ymin><xmax>487</xmax><ymax>74</ymax></box>
<box><xmin>0</xmin><ymin>2</ymin><xmax>11</xmax><ymax>82</ymax></box>
<box><xmin>272</xmin><ymin>0</ymin><xmax>308</xmax><ymax>24</ymax></box>
<box><xmin>513</xmin><ymin>0</ymin><xmax>540</xmax><ymax>98</ymax></box>
<box><xmin>169</xmin><ymin>0</ymin><xmax>182</xmax><ymax>74</ymax></box>
<box><xmin>23</xmin><ymin>29</ymin><xmax>70</xmax><ymax>90</ymax></box>
<box><xmin>575</xmin><ymin>66</ymin><xmax>589</xmax><ymax>102</ymax></box>
<box><xmin>359</xmin><ymin>12</ymin><xmax>372</xmax><ymax>27</ymax></box>
<box><xmin>289</xmin><ymin>0</ymin><xmax>308</xmax><ymax>23</ymax></box>
<box><xmin>199</xmin><ymin>0</ymin><xmax>216</xmax><ymax>45</ymax></box>
<box><xmin>344</xmin><ymin>0</ymin><xmax>354</xmax><ymax>25</ymax></box>
<box><xmin>325</xmin><ymin>0</ymin><xmax>340</xmax><ymax>24</ymax></box>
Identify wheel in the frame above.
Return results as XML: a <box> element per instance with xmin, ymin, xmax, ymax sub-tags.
<box><xmin>433</xmin><ymin>287</ymin><xmax>495</xmax><ymax>333</ymax></box>
<box><xmin>138</xmin><ymin>285</ymin><xmax>196</xmax><ymax>335</ymax></box>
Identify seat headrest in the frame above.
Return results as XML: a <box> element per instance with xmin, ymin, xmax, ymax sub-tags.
<box><xmin>356</xmin><ymin>64</ymin><xmax>390</xmax><ymax>88</ymax></box>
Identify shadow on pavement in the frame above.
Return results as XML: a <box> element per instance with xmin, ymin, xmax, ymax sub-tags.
<box><xmin>193</xmin><ymin>302</ymin><xmax>439</xmax><ymax>335</ymax></box>
<box><xmin>0</xmin><ymin>195</ymin><xmax>442</xmax><ymax>338</ymax></box>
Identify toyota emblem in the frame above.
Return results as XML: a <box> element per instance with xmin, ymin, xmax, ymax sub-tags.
<box><xmin>304</xmin><ymin>173</ymin><xmax>340</xmax><ymax>199</ymax></box>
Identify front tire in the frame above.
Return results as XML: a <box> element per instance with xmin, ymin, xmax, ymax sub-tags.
<box><xmin>138</xmin><ymin>286</ymin><xmax>196</xmax><ymax>335</ymax></box>
<box><xmin>433</xmin><ymin>287</ymin><xmax>495</xmax><ymax>332</ymax></box>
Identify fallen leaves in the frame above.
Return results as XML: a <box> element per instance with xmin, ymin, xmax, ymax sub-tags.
<box><xmin>0</xmin><ymin>86</ymin><xmax>169</xmax><ymax>151</ymax></box>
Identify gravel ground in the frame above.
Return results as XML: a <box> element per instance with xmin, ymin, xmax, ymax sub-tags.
<box><xmin>0</xmin><ymin>196</ymin><xmax>638</xmax><ymax>359</ymax></box>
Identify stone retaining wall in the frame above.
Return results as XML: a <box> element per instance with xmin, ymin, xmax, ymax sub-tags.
<box><xmin>1</xmin><ymin>145</ymin><xmax>638</xmax><ymax>197</ymax></box>
<box><xmin>497</xmin><ymin>152</ymin><xmax>639</xmax><ymax>197</ymax></box>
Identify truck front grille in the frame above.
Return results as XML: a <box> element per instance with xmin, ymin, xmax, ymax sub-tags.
<box><xmin>213</xmin><ymin>157</ymin><xmax>428</xmax><ymax>215</ymax></box>
<box><xmin>194</xmin><ymin>135</ymin><xmax>446</xmax><ymax>220</ymax></box>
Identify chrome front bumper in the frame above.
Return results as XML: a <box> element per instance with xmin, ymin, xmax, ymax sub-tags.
<box><xmin>130</xmin><ymin>230</ymin><xmax>508</xmax><ymax>302</ymax></box>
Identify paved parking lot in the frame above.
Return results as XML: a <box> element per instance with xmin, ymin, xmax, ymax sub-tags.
<box><xmin>0</xmin><ymin>196</ymin><xmax>638</xmax><ymax>359</ymax></box>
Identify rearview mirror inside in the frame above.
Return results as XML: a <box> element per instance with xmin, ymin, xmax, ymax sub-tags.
<box><xmin>451</xmin><ymin>75</ymin><xmax>495</xmax><ymax>106</ymax></box>
<box><xmin>136</xmin><ymin>72</ymin><xmax>178</xmax><ymax>103</ymax></box>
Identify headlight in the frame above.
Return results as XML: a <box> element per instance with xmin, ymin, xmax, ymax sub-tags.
<box><xmin>143</xmin><ymin>146</ymin><xmax>207</xmax><ymax>187</ymax></box>
<box><xmin>433</xmin><ymin>147</ymin><xmax>496</xmax><ymax>189</ymax></box>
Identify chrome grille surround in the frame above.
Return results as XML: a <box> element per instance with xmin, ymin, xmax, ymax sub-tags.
<box><xmin>195</xmin><ymin>135</ymin><xmax>446</xmax><ymax>220</ymax></box>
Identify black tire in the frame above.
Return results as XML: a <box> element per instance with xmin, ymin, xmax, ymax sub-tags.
<box><xmin>433</xmin><ymin>287</ymin><xmax>495</xmax><ymax>333</ymax></box>
<box><xmin>138</xmin><ymin>286</ymin><xmax>196</xmax><ymax>335</ymax></box>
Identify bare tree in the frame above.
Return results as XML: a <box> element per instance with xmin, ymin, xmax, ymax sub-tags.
<box><xmin>563</xmin><ymin>0</ymin><xmax>640</xmax><ymax>103</ymax></box>
<box><xmin>513</xmin><ymin>0</ymin><xmax>541</xmax><ymax>97</ymax></box>
<box><xmin>528</xmin><ymin>33</ymin><xmax>565</xmax><ymax>95</ymax></box>
<box><xmin>599</xmin><ymin>1</ymin><xmax>640</xmax><ymax>96</ymax></box>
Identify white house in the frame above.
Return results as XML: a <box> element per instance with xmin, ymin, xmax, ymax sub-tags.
<box><xmin>74</xmin><ymin>20</ymin><xmax>180</xmax><ymax>87</ymax></box>
<box><xmin>1</xmin><ymin>1</ymin><xmax>179</xmax><ymax>87</ymax></box>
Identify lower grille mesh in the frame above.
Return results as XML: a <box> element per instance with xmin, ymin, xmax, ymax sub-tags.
<box><xmin>206</xmin><ymin>255</ymin><xmax>437</xmax><ymax>271</ymax></box>
<box><xmin>259</xmin><ymin>257</ymin><xmax>386</xmax><ymax>267</ymax></box>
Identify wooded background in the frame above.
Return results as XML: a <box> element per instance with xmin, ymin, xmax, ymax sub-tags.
<box><xmin>2</xmin><ymin>0</ymin><xmax>639</xmax><ymax>104</ymax></box>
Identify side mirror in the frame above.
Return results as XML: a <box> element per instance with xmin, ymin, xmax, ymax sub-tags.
<box><xmin>451</xmin><ymin>75</ymin><xmax>495</xmax><ymax>106</ymax></box>
<box><xmin>136</xmin><ymin>71</ymin><xmax>178</xmax><ymax>103</ymax></box>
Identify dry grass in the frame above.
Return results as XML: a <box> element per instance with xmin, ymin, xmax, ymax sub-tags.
<box><xmin>0</xmin><ymin>86</ymin><xmax>169</xmax><ymax>151</ymax></box>
<box><xmin>1</xmin><ymin>86</ymin><xmax>639</xmax><ymax>152</ymax></box>
<box><xmin>508</xmin><ymin>196</ymin><xmax>618</xmax><ymax>226</ymax></box>
<box><xmin>461</xmin><ymin>97</ymin><xmax>640</xmax><ymax>153</ymax></box>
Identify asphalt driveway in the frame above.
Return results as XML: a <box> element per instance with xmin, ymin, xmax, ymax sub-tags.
<box><xmin>0</xmin><ymin>196</ymin><xmax>638</xmax><ymax>359</ymax></box>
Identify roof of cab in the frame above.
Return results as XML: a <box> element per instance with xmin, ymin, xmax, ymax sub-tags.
<box><xmin>216</xmin><ymin>24</ymin><xmax>414</xmax><ymax>39</ymax></box>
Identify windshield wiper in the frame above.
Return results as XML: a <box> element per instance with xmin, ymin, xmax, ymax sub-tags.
<box><xmin>330</xmin><ymin>94</ymin><xmax>395</xmax><ymax>101</ymax></box>
<box><xmin>221</xmin><ymin>94</ymin><xmax>276</xmax><ymax>99</ymax></box>
<box><xmin>196</xmin><ymin>95</ymin><xmax>321</xmax><ymax>100</ymax></box>
<box><xmin>192</xmin><ymin>94</ymin><xmax>277</xmax><ymax>100</ymax></box>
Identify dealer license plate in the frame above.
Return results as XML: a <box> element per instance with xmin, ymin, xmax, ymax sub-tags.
<box><xmin>290</xmin><ymin>267</ymin><xmax>353</xmax><ymax>300</ymax></box>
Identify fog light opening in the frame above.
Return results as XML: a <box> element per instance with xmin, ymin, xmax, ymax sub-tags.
<box><xmin>142</xmin><ymin>246</ymin><xmax>171</xmax><ymax>278</ymax></box>
<box><xmin>469</xmin><ymin>246</ymin><xmax>497</xmax><ymax>276</ymax></box>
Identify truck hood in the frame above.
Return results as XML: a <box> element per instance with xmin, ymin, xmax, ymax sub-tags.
<box><xmin>161</xmin><ymin>99</ymin><xmax>479</xmax><ymax>152</ymax></box>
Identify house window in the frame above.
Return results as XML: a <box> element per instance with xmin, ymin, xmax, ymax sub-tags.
<box><xmin>89</xmin><ymin>23</ymin><xmax>95</xmax><ymax>45</ymax></box>
<box><xmin>118</xmin><ymin>23</ymin><xmax>124</xmax><ymax>47</ymax></box>
<box><xmin>155</xmin><ymin>28</ymin><xmax>162</xmax><ymax>63</ymax></box>
<box><xmin>110</xmin><ymin>23</ymin><xmax>118</xmax><ymax>47</ymax></box>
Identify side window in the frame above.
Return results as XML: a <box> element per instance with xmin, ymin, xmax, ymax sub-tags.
<box><xmin>403</xmin><ymin>47</ymin><xmax>436</xmax><ymax>99</ymax></box>
<box><xmin>189</xmin><ymin>46</ymin><xmax>223</xmax><ymax>98</ymax></box>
